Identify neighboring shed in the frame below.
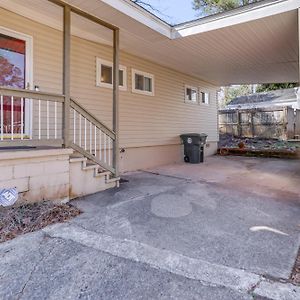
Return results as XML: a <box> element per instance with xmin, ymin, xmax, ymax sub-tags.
<box><xmin>226</xmin><ymin>88</ymin><xmax>300</xmax><ymax>110</ymax></box>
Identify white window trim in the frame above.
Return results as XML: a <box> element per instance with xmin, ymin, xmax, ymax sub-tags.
<box><xmin>0</xmin><ymin>26</ymin><xmax>33</xmax><ymax>137</ymax></box>
<box><xmin>132</xmin><ymin>68</ymin><xmax>155</xmax><ymax>96</ymax></box>
<box><xmin>200</xmin><ymin>90</ymin><xmax>210</xmax><ymax>105</ymax></box>
<box><xmin>96</xmin><ymin>58</ymin><xmax>127</xmax><ymax>91</ymax></box>
<box><xmin>184</xmin><ymin>85</ymin><xmax>198</xmax><ymax>104</ymax></box>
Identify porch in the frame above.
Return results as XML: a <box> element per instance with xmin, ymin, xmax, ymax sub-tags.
<box><xmin>0</xmin><ymin>0</ymin><xmax>121</xmax><ymax>202</ymax></box>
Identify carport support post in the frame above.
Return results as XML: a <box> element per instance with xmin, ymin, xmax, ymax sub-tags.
<box><xmin>63</xmin><ymin>5</ymin><xmax>71</xmax><ymax>148</ymax></box>
<box><xmin>298</xmin><ymin>8</ymin><xmax>300</xmax><ymax>88</ymax></box>
<box><xmin>113</xmin><ymin>29</ymin><xmax>120</xmax><ymax>178</ymax></box>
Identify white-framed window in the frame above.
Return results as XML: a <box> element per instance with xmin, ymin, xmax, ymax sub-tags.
<box><xmin>96</xmin><ymin>58</ymin><xmax>127</xmax><ymax>90</ymax></box>
<box><xmin>132</xmin><ymin>69</ymin><xmax>154</xmax><ymax>96</ymax></box>
<box><xmin>184</xmin><ymin>85</ymin><xmax>198</xmax><ymax>103</ymax></box>
<box><xmin>200</xmin><ymin>91</ymin><xmax>210</xmax><ymax>105</ymax></box>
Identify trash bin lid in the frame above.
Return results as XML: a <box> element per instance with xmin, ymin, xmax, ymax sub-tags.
<box><xmin>180</xmin><ymin>133</ymin><xmax>199</xmax><ymax>138</ymax></box>
<box><xmin>180</xmin><ymin>133</ymin><xmax>207</xmax><ymax>138</ymax></box>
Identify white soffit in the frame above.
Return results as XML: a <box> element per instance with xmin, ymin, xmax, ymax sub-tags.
<box><xmin>0</xmin><ymin>0</ymin><xmax>299</xmax><ymax>85</ymax></box>
<box><xmin>65</xmin><ymin>0</ymin><xmax>300</xmax><ymax>40</ymax></box>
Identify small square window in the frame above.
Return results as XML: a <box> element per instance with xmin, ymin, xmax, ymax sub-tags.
<box><xmin>101</xmin><ymin>65</ymin><xmax>112</xmax><ymax>85</ymax></box>
<box><xmin>132</xmin><ymin>69</ymin><xmax>154</xmax><ymax>96</ymax></box>
<box><xmin>96</xmin><ymin>58</ymin><xmax>127</xmax><ymax>90</ymax></box>
<box><xmin>185</xmin><ymin>85</ymin><xmax>198</xmax><ymax>103</ymax></box>
<box><xmin>201</xmin><ymin>91</ymin><xmax>210</xmax><ymax>104</ymax></box>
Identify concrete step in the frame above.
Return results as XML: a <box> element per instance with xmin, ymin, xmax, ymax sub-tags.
<box><xmin>69</xmin><ymin>153</ymin><xmax>119</xmax><ymax>199</ymax></box>
<box><xmin>95</xmin><ymin>170</ymin><xmax>111</xmax><ymax>178</ymax></box>
<box><xmin>82</xmin><ymin>163</ymin><xmax>98</xmax><ymax>171</ymax></box>
<box><xmin>70</xmin><ymin>152</ymin><xmax>85</xmax><ymax>159</ymax></box>
<box><xmin>69</xmin><ymin>157</ymin><xmax>87</xmax><ymax>163</ymax></box>
<box><xmin>106</xmin><ymin>176</ymin><xmax>121</xmax><ymax>188</ymax></box>
<box><xmin>106</xmin><ymin>177</ymin><xmax>120</xmax><ymax>183</ymax></box>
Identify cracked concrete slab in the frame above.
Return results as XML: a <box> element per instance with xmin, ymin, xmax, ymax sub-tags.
<box><xmin>1</xmin><ymin>221</ymin><xmax>299</xmax><ymax>300</ymax></box>
<box><xmin>0</xmin><ymin>229</ymin><xmax>252</xmax><ymax>300</ymax></box>
<box><xmin>0</xmin><ymin>231</ymin><xmax>45</xmax><ymax>300</ymax></box>
<box><xmin>43</xmin><ymin>223</ymin><xmax>261</xmax><ymax>293</ymax></box>
<box><xmin>253</xmin><ymin>281</ymin><xmax>300</xmax><ymax>300</ymax></box>
<box><xmin>42</xmin><ymin>223</ymin><xmax>300</xmax><ymax>299</ymax></box>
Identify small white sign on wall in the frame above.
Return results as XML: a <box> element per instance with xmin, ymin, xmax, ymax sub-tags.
<box><xmin>0</xmin><ymin>188</ymin><xmax>18</xmax><ymax>207</ymax></box>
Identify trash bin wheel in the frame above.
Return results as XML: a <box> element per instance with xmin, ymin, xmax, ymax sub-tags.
<box><xmin>184</xmin><ymin>156</ymin><xmax>190</xmax><ymax>163</ymax></box>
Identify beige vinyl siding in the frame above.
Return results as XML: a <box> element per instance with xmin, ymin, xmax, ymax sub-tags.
<box><xmin>71</xmin><ymin>36</ymin><xmax>114</xmax><ymax>128</ymax></box>
<box><xmin>0</xmin><ymin>8</ymin><xmax>63</xmax><ymax>94</ymax></box>
<box><xmin>0</xmin><ymin>8</ymin><xmax>218</xmax><ymax>147</ymax></box>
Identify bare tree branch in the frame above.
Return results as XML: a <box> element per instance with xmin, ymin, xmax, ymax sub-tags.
<box><xmin>131</xmin><ymin>0</ymin><xmax>173</xmax><ymax>23</ymax></box>
<box><xmin>132</xmin><ymin>0</ymin><xmax>161</xmax><ymax>14</ymax></box>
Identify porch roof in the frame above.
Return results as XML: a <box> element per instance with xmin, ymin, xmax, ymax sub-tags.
<box><xmin>1</xmin><ymin>0</ymin><xmax>299</xmax><ymax>85</ymax></box>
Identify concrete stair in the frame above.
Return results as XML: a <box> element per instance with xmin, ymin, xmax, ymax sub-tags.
<box><xmin>69</xmin><ymin>153</ymin><xmax>119</xmax><ymax>199</ymax></box>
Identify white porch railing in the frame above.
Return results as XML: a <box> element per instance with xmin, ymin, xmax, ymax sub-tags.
<box><xmin>0</xmin><ymin>87</ymin><xmax>64</xmax><ymax>147</ymax></box>
<box><xmin>0</xmin><ymin>87</ymin><xmax>116</xmax><ymax>175</ymax></box>
<box><xmin>70</xmin><ymin>98</ymin><xmax>116</xmax><ymax>174</ymax></box>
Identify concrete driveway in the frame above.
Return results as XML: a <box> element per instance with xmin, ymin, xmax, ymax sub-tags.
<box><xmin>1</xmin><ymin>156</ymin><xmax>300</xmax><ymax>300</ymax></box>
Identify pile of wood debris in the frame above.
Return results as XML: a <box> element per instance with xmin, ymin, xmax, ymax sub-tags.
<box><xmin>218</xmin><ymin>134</ymin><xmax>300</xmax><ymax>158</ymax></box>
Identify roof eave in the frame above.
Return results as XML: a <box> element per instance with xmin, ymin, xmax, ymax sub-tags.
<box><xmin>100</xmin><ymin>0</ymin><xmax>172</xmax><ymax>38</ymax></box>
<box><xmin>173</xmin><ymin>0</ymin><xmax>300</xmax><ymax>38</ymax></box>
<box><xmin>92</xmin><ymin>0</ymin><xmax>300</xmax><ymax>41</ymax></box>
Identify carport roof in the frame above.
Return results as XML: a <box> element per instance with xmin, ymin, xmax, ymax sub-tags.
<box><xmin>1</xmin><ymin>0</ymin><xmax>299</xmax><ymax>85</ymax></box>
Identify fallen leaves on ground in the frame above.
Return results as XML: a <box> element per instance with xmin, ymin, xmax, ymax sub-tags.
<box><xmin>0</xmin><ymin>201</ymin><xmax>81</xmax><ymax>243</ymax></box>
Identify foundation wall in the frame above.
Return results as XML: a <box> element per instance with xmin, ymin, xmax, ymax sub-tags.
<box><xmin>120</xmin><ymin>142</ymin><xmax>218</xmax><ymax>173</ymax></box>
<box><xmin>0</xmin><ymin>149</ymin><xmax>73</xmax><ymax>204</ymax></box>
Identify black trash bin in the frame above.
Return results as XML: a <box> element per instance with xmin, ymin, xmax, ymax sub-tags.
<box><xmin>180</xmin><ymin>133</ymin><xmax>208</xmax><ymax>163</ymax></box>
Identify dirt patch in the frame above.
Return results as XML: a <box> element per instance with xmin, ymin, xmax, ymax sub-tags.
<box><xmin>0</xmin><ymin>201</ymin><xmax>81</xmax><ymax>243</ymax></box>
<box><xmin>291</xmin><ymin>247</ymin><xmax>300</xmax><ymax>286</ymax></box>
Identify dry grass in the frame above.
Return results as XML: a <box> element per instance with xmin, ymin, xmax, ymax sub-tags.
<box><xmin>0</xmin><ymin>201</ymin><xmax>81</xmax><ymax>243</ymax></box>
